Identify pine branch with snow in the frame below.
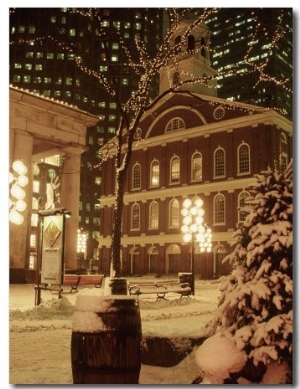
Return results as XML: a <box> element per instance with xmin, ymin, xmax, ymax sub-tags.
<box><xmin>197</xmin><ymin>160</ymin><xmax>293</xmax><ymax>383</ymax></box>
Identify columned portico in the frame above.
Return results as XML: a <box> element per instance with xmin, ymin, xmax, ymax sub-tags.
<box><xmin>9</xmin><ymin>87</ymin><xmax>98</xmax><ymax>283</ymax></box>
<box><xmin>60</xmin><ymin>151</ymin><xmax>82</xmax><ymax>269</ymax></box>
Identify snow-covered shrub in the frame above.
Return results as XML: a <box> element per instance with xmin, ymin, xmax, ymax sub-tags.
<box><xmin>199</xmin><ymin>160</ymin><xmax>293</xmax><ymax>383</ymax></box>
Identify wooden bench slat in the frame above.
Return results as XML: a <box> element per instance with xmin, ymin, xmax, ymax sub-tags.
<box><xmin>128</xmin><ymin>279</ymin><xmax>191</xmax><ymax>300</ymax></box>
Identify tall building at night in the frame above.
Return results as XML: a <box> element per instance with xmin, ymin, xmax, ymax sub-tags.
<box><xmin>204</xmin><ymin>8</ymin><xmax>293</xmax><ymax>119</ymax></box>
<box><xmin>9</xmin><ymin>8</ymin><xmax>293</xmax><ymax>255</ymax></box>
<box><xmin>9</xmin><ymin>8</ymin><xmax>166</xmax><ymax>244</ymax></box>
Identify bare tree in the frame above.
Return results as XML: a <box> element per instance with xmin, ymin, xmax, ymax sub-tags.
<box><xmin>10</xmin><ymin>8</ymin><xmax>292</xmax><ymax>278</ymax></box>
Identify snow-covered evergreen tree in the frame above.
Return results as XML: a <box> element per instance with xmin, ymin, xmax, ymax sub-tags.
<box><xmin>198</xmin><ymin>160</ymin><xmax>293</xmax><ymax>383</ymax></box>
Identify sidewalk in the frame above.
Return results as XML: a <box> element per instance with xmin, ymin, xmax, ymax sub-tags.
<box><xmin>9</xmin><ymin>278</ymin><xmax>220</xmax><ymax>311</ymax></box>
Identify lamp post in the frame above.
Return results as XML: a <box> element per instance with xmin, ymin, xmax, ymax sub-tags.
<box><xmin>181</xmin><ymin>197</ymin><xmax>212</xmax><ymax>295</ymax></box>
<box><xmin>9</xmin><ymin>160</ymin><xmax>29</xmax><ymax>225</ymax></box>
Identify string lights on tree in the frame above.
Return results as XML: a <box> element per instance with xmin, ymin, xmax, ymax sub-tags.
<box><xmin>9</xmin><ymin>8</ymin><xmax>292</xmax><ymax>277</ymax></box>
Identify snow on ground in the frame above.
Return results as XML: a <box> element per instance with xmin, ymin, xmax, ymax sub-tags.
<box><xmin>8</xmin><ymin>278</ymin><xmax>220</xmax><ymax>385</ymax></box>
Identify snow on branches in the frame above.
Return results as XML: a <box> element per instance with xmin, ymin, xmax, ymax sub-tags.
<box><xmin>202</xmin><ymin>160</ymin><xmax>293</xmax><ymax>383</ymax></box>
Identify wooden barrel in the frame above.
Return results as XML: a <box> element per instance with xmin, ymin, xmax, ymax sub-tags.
<box><xmin>71</xmin><ymin>294</ymin><xmax>142</xmax><ymax>384</ymax></box>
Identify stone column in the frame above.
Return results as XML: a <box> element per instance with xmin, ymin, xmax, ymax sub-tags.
<box><xmin>60</xmin><ymin>152</ymin><xmax>81</xmax><ymax>270</ymax></box>
<box><xmin>9</xmin><ymin>130</ymin><xmax>33</xmax><ymax>281</ymax></box>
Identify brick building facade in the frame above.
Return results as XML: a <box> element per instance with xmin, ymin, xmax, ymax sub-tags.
<box><xmin>98</xmin><ymin>92</ymin><xmax>292</xmax><ymax>278</ymax></box>
<box><xmin>98</xmin><ymin>16</ymin><xmax>292</xmax><ymax>278</ymax></box>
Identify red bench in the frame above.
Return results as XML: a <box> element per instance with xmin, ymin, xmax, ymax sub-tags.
<box><xmin>63</xmin><ymin>274</ymin><xmax>104</xmax><ymax>293</ymax></box>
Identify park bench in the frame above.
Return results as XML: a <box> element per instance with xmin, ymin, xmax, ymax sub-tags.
<box><xmin>34</xmin><ymin>274</ymin><xmax>105</xmax><ymax>305</ymax></box>
<box><xmin>128</xmin><ymin>279</ymin><xmax>191</xmax><ymax>301</ymax></box>
<box><xmin>63</xmin><ymin>274</ymin><xmax>104</xmax><ymax>293</ymax></box>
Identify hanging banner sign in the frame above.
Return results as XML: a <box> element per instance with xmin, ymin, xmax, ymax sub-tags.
<box><xmin>41</xmin><ymin>214</ymin><xmax>64</xmax><ymax>284</ymax></box>
<box><xmin>41</xmin><ymin>248</ymin><xmax>62</xmax><ymax>283</ymax></box>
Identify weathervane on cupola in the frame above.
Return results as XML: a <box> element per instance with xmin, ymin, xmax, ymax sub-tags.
<box><xmin>159</xmin><ymin>11</ymin><xmax>218</xmax><ymax>97</ymax></box>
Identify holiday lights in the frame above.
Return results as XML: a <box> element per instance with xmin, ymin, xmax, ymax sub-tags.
<box><xmin>9</xmin><ymin>160</ymin><xmax>28</xmax><ymax>225</ymax></box>
<box><xmin>9</xmin><ymin>8</ymin><xmax>292</xmax><ymax>277</ymax></box>
<box><xmin>181</xmin><ymin>197</ymin><xmax>212</xmax><ymax>294</ymax></box>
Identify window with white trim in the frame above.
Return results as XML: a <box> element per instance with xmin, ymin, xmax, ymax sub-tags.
<box><xmin>170</xmin><ymin>156</ymin><xmax>180</xmax><ymax>184</ymax></box>
<box><xmin>214</xmin><ymin>194</ymin><xmax>225</xmax><ymax>224</ymax></box>
<box><xmin>165</xmin><ymin>118</ymin><xmax>185</xmax><ymax>132</ymax></box>
<box><xmin>238</xmin><ymin>142</ymin><xmax>250</xmax><ymax>174</ymax></box>
<box><xmin>150</xmin><ymin>159</ymin><xmax>160</xmax><ymax>187</ymax></box>
<box><xmin>191</xmin><ymin>151</ymin><xmax>202</xmax><ymax>181</ymax></box>
<box><xmin>132</xmin><ymin>163</ymin><xmax>141</xmax><ymax>189</ymax></box>
<box><xmin>131</xmin><ymin>203</ymin><xmax>140</xmax><ymax>230</ymax></box>
<box><xmin>169</xmin><ymin>199</ymin><xmax>180</xmax><ymax>227</ymax></box>
<box><xmin>214</xmin><ymin>147</ymin><xmax>225</xmax><ymax>177</ymax></box>
<box><xmin>149</xmin><ymin>201</ymin><xmax>159</xmax><ymax>229</ymax></box>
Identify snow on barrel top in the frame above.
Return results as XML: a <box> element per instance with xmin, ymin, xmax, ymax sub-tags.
<box><xmin>72</xmin><ymin>288</ymin><xmax>139</xmax><ymax>333</ymax></box>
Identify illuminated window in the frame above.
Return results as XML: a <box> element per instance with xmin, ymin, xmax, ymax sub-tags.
<box><xmin>149</xmin><ymin>201</ymin><xmax>159</xmax><ymax>229</ymax></box>
<box><xmin>170</xmin><ymin>156</ymin><xmax>180</xmax><ymax>183</ymax></box>
<box><xmin>150</xmin><ymin>159</ymin><xmax>159</xmax><ymax>187</ymax></box>
<box><xmin>214</xmin><ymin>194</ymin><xmax>225</xmax><ymax>224</ymax></box>
<box><xmin>169</xmin><ymin>199</ymin><xmax>179</xmax><ymax>227</ymax></box>
<box><xmin>30</xmin><ymin>233</ymin><xmax>37</xmax><ymax>247</ymax></box>
<box><xmin>238</xmin><ymin>142</ymin><xmax>250</xmax><ymax>174</ymax></box>
<box><xmin>132</xmin><ymin>163</ymin><xmax>141</xmax><ymax>189</ymax></box>
<box><xmin>33</xmin><ymin>180</ymin><xmax>40</xmax><ymax>193</ymax></box>
<box><xmin>165</xmin><ymin>117</ymin><xmax>185</xmax><ymax>132</ymax></box>
<box><xmin>214</xmin><ymin>147</ymin><xmax>225</xmax><ymax>177</ymax></box>
<box><xmin>131</xmin><ymin>203</ymin><xmax>140</xmax><ymax>229</ymax></box>
<box><xmin>191</xmin><ymin>152</ymin><xmax>202</xmax><ymax>181</ymax></box>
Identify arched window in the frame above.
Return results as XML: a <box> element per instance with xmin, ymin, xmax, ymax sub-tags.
<box><xmin>238</xmin><ymin>142</ymin><xmax>250</xmax><ymax>174</ymax></box>
<box><xmin>150</xmin><ymin>159</ymin><xmax>160</xmax><ymax>187</ymax></box>
<box><xmin>132</xmin><ymin>163</ymin><xmax>141</xmax><ymax>189</ymax></box>
<box><xmin>191</xmin><ymin>151</ymin><xmax>202</xmax><ymax>181</ymax></box>
<box><xmin>188</xmin><ymin>35</ymin><xmax>195</xmax><ymax>51</ymax></box>
<box><xmin>214</xmin><ymin>194</ymin><xmax>225</xmax><ymax>224</ymax></box>
<box><xmin>170</xmin><ymin>155</ymin><xmax>180</xmax><ymax>183</ymax></box>
<box><xmin>165</xmin><ymin>117</ymin><xmax>185</xmax><ymax>132</ymax></box>
<box><xmin>131</xmin><ymin>203</ymin><xmax>140</xmax><ymax>230</ymax></box>
<box><xmin>238</xmin><ymin>191</ymin><xmax>250</xmax><ymax>222</ymax></box>
<box><xmin>214</xmin><ymin>147</ymin><xmax>225</xmax><ymax>177</ymax></box>
<box><xmin>172</xmin><ymin>71</ymin><xmax>180</xmax><ymax>86</ymax></box>
<box><xmin>169</xmin><ymin>198</ymin><xmax>179</xmax><ymax>227</ymax></box>
<box><xmin>175</xmin><ymin>35</ymin><xmax>181</xmax><ymax>54</ymax></box>
<box><xmin>149</xmin><ymin>200</ymin><xmax>159</xmax><ymax>229</ymax></box>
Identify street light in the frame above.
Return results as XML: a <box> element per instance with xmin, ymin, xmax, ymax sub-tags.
<box><xmin>9</xmin><ymin>160</ymin><xmax>28</xmax><ymax>225</ymax></box>
<box><xmin>181</xmin><ymin>197</ymin><xmax>212</xmax><ymax>294</ymax></box>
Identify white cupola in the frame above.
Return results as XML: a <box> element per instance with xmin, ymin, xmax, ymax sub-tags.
<box><xmin>159</xmin><ymin>12</ymin><xmax>218</xmax><ymax>97</ymax></box>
